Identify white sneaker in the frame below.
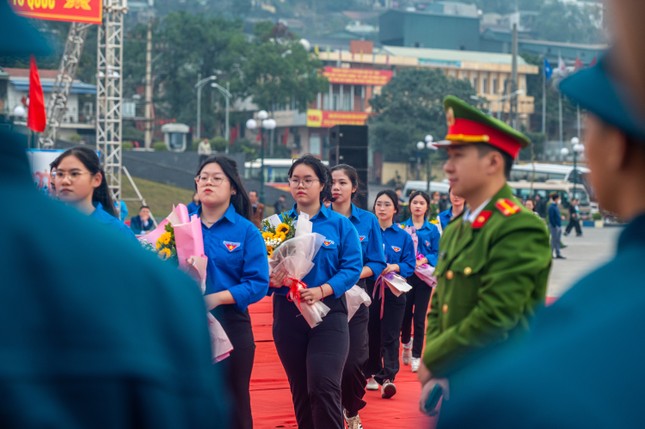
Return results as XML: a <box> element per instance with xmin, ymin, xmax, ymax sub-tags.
<box><xmin>381</xmin><ymin>379</ymin><xmax>397</xmax><ymax>399</ymax></box>
<box><xmin>402</xmin><ymin>341</ymin><xmax>412</xmax><ymax>365</ymax></box>
<box><xmin>366</xmin><ymin>377</ymin><xmax>379</xmax><ymax>391</ymax></box>
<box><xmin>343</xmin><ymin>409</ymin><xmax>363</xmax><ymax>429</ymax></box>
<box><xmin>411</xmin><ymin>357</ymin><xmax>421</xmax><ymax>373</ymax></box>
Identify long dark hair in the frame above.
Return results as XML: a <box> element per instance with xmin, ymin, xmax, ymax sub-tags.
<box><xmin>373</xmin><ymin>189</ymin><xmax>400</xmax><ymax>216</ymax></box>
<box><xmin>287</xmin><ymin>154</ymin><xmax>331</xmax><ymax>203</ymax></box>
<box><xmin>330</xmin><ymin>163</ymin><xmax>365</xmax><ymax>203</ymax></box>
<box><xmin>196</xmin><ymin>155</ymin><xmax>251</xmax><ymax>220</ymax></box>
<box><xmin>51</xmin><ymin>146</ymin><xmax>116</xmax><ymax>217</ymax></box>
<box><xmin>408</xmin><ymin>190</ymin><xmax>431</xmax><ymax>218</ymax></box>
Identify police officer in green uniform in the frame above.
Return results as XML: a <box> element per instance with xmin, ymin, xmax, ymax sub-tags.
<box><xmin>417</xmin><ymin>96</ymin><xmax>552</xmax><ymax>414</ymax></box>
<box><xmin>434</xmin><ymin>54</ymin><xmax>645</xmax><ymax>428</ymax></box>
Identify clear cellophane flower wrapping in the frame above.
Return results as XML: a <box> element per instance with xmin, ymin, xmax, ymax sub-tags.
<box><xmin>270</xmin><ymin>213</ymin><xmax>329</xmax><ymax>328</ymax></box>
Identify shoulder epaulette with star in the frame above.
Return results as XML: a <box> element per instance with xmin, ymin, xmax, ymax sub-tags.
<box><xmin>472</xmin><ymin>210</ymin><xmax>493</xmax><ymax>229</ymax></box>
<box><xmin>495</xmin><ymin>198</ymin><xmax>521</xmax><ymax>217</ymax></box>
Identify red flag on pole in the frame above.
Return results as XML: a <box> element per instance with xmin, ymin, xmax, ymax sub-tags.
<box><xmin>574</xmin><ymin>56</ymin><xmax>583</xmax><ymax>71</ymax></box>
<box><xmin>27</xmin><ymin>56</ymin><xmax>46</xmax><ymax>133</ymax></box>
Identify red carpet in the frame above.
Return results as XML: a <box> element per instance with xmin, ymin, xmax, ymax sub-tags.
<box><xmin>249</xmin><ymin>297</ymin><xmax>436</xmax><ymax>428</ymax></box>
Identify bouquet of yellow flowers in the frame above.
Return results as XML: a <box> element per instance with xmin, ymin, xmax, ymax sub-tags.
<box><xmin>155</xmin><ymin>223</ymin><xmax>178</xmax><ymax>262</ymax></box>
<box><xmin>261</xmin><ymin>215</ymin><xmax>296</xmax><ymax>257</ymax></box>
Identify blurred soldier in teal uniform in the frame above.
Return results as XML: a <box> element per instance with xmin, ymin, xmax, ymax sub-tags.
<box><xmin>0</xmin><ymin>4</ymin><xmax>226</xmax><ymax>428</ymax></box>
<box><xmin>436</xmin><ymin>54</ymin><xmax>645</xmax><ymax>428</ymax></box>
<box><xmin>418</xmin><ymin>96</ymin><xmax>552</xmax><ymax>415</ymax></box>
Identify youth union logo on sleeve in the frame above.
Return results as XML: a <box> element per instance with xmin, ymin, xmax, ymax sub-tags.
<box><xmin>323</xmin><ymin>240</ymin><xmax>335</xmax><ymax>247</ymax></box>
<box><xmin>424</xmin><ymin>240</ymin><xmax>430</xmax><ymax>247</ymax></box>
<box><xmin>391</xmin><ymin>246</ymin><xmax>401</xmax><ymax>253</ymax></box>
<box><xmin>223</xmin><ymin>241</ymin><xmax>240</xmax><ymax>252</ymax></box>
<box><xmin>359</xmin><ymin>235</ymin><xmax>366</xmax><ymax>242</ymax></box>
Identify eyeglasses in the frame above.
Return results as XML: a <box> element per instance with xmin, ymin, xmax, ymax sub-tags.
<box><xmin>51</xmin><ymin>170</ymin><xmax>90</xmax><ymax>181</ymax></box>
<box><xmin>288</xmin><ymin>178</ymin><xmax>320</xmax><ymax>188</ymax></box>
<box><xmin>195</xmin><ymin>175</ymin><xmax>228</xmax><ymax>185</ymax></box>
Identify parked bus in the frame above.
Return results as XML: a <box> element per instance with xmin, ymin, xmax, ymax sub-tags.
<box><xmin>510</xmin><ymin>163</ymin><xmax>590</xmax><ymax>195</ymax></box>
<box><xmin>401</xmin><ymin>180</ymin><xmax>450</xmax><ymax>202</ymax></box>
<box><xmin>243</xmin><ymin>158</ymin><xmax>329</xmax><ymax>191</ymax></box>
<box><xmin>508</xmin><ymin>180</ymin><xmax>593</xmax><ymax>219</ymax></box>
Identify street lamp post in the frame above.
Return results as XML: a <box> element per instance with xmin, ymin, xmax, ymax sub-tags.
<box><xmin>246</xmin><ymin>110</ymin><xmax>276</xmax><ymax>203</ymax></box>
<box><xmin>210</xmin><ymin>81</ymin><xmax>232</xmax><ymax>154</ymax></box>
<box><xmin>571</xmin><ymin>136</ymin><xmax>584</xmax><ymax>200</ymax></box>
<box><xmin>195</xmin><ymin>75</ymin><xmax>217</xmax><ymax>141</ymax></box>
<box><xmin>496</xmin><ymin>89</ymin><xmax>524</xmax><ymax>120</ymax></box>
<box><xmin>416</xmin><ymin>135</ymin><xmax>437</xmax><ymax>194</ymax></box>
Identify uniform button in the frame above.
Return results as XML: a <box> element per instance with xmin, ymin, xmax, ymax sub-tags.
<box><xmin>442</xmin><ymin>304</ymin><xmax>448</xmax><ymax>313</ymax></box>
<box><xmin>464</xmin><ymin>267</ymin><xmax>472</xmax><ymax>276</ymax></box>
<box><xmin>446</xmin><ymin>270</ymin><xmax>454</xmax><ymax>280</ymax></box>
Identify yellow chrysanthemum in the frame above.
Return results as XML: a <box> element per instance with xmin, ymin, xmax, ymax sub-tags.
<box><xmin>276</xmin><ymin>223</ymin><xmax>290</xmax><ymax>235</ymax></box>
<box><xmin>159</xmin><ymin>248</ymin><xmax>172</xmax><ymax>260</ymax></box>
<box><xmin>158</xmin><ymin>231</ymin><xmax>172</xmax><ymax>245</ymax></box>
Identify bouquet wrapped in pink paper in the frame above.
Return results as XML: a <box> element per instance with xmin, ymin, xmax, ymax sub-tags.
<box><xmin>264</xmin><ymin>213</ymin><xmax>328</xmax><ymax>328</ymax></box>
<box><xmin>371</xmin><ymin>272</ymin><xmax>413</xmax><ymax>319</ymax></box>
<box><xmin>402</xmin><ymin>225</ymin><xmax>437</xmax><ymax>288</ymax></box>
<box><xmin>140</xmin><ymin>204</ymin><xmax>233</xmax><ymax>362</ymax></box>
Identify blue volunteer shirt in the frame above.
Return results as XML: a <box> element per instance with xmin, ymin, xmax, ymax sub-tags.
<box><xmin>274</xmin><ymin>204</ymin><xmax>362</xmax><ymax>298</ymax></box>
<box><xmin>402</xmin><ymin>217</ymin><xmax>440</xmax><ymax>266</ymax></box>
<box><xmin>336</xmin><ymin>203</ymin><xmax>386</xmax><ymax>280</ymax></box>
<box><xmin>381</xmin><ymin>223</ymin><xmax>416</xmax><ymax>278</ymax></box>
<box><xmin>91</xmin><ymin>202</ymin><xmax>137</xmax><ymax>240</ymax></box>
<box><xmin>439</xmin><ymin>208</ymin><xmax>453</xmax><ymax>231</ymax></box>
<box><xmin>197</xmin><ymin>204</ymin><xmax>269</xmax><ymax>312</ymax></box>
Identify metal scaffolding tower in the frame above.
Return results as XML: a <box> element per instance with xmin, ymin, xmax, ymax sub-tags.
<box><xmin>41</xmin><ymin>22</ymin><xmax>91</xmax><ymax>149</ymax></box>
<box><xmin>96</xmin><ymin>0</ymin><xmax>127</xmax><ymax>201</ymax></box>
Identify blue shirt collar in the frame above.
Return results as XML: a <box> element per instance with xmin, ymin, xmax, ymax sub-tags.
<box><xmin>287</xmin><ymin>203</ymin><xmax>330</xmax><ymax>220</ymax></box>
<box><xmin>197</xmin><ymin>203</ymin><xmax>237</xmax><ymax>225</ymax></box>
<box><xmin>330</xmin><ymin>202</ymin><xmax>360</xmax><ymax>222</ymax></box>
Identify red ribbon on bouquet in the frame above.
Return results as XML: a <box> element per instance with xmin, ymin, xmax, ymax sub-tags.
<box><xmin>284</xmin><ymin>277</ymin><xmax>308</xmax><ymax>309</ymax></box>
<box><xmin>373</xmin><ymin>273</ymin><xmax>392</xmax><ymax>320</ymax></box>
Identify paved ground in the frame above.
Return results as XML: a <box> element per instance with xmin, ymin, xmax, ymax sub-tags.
<box><xmin>547</xmin><ymin>225</ymin><xmax>622</xmax><ymax>298</ymax></box>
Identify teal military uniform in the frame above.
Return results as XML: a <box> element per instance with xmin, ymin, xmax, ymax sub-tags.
<box><xmin>423</xmin><ymin>96</ymin><xmax>552</xmax><ymax>379</ymax></box>
<box><xmin>423</xmin><ymin>185</ymin><xmax>551</xmax><ymax>377</ymax></box>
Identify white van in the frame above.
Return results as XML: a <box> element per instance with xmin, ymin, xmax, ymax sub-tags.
<box><xmin>401</xmin><ymin>180</ymin><xmax>450</xmax><ymax>202</ymax></box>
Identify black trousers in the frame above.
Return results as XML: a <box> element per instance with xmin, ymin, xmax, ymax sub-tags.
<box><xmin>212</xmin><ymin>305</ymin><xmax>256</xmax><ymax>429</ymax></box>
<box><xmin>365</xmin><ymin>278</ymin><xmax>407</xmax><ymax>384</ymax></box>
<box><xmin>341</xmin><ymin>301</ymin><xmax>369</xmax><ymax>416</ymax></box>
<box><xmin>565</xmin><ymin>218</ymin><xmax>582</xmax><ymax>236</ymax></box>
<box><xmin>273</xmin><ymin>294</ymin><xmax>349</xmax><ymax>429</ymax></box>
<box><xmin>400</xmin><ymin>274</ymin><xmax>433</xmax><ymax>358</ymax></box>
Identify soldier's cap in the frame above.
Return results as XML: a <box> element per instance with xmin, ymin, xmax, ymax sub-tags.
<box><xmin>0</xmin><ymin>2</ymin><xmax>52</xmax><ymax>57</ymax></box>
<box><xmin>434</xmin><ymin>95</ymin><xmax>530</xmax><ymax>159</ymax></box>
<box><xmin>559</xmin><ymin>54</ymin><xmax>645</xmax><ymax>140</ymax></box>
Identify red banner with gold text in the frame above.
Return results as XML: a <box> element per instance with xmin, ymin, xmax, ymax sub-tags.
<box><xmin>11</xmin><ymin>0</ymin><xmax>103</xmax><ymax>25</ymax></box>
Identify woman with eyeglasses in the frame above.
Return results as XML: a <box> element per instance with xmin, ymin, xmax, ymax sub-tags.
<box><xmin>365</xmin><ymin>190</ymin><xmax>416</xmax><ymax>399</ymax></box>
<box><xmin>329</xmin><ymin>164</ymin><xmax>386</xmax><ymax>426</ymax></box>
<box><xmin>271</xmin><ymin>155</ymin><xmax>362</xmax><ymax>429</ymax></box>
<box><xmin>193</xmin><ymin>155</ymin><xmax>269</xmax><ymax>429</ymax></box>
<box><xmin>50</xmin><ymin>146</ymin><xmax>134</xmax><ymax>238</ymax></box>
<box><xmin>400</xmin><ymin>190</ymin><xmax>440</xmax><ymax>373</ymax></box>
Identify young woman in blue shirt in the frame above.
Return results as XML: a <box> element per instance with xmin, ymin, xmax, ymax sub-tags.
<box><xmin>365</xmin><ymin>190</ymin><xmax>416</xmax><ymax>400</ymax></box>
<box><xmin>270</xmin><ymin>155</ymin><xmax>362</xmax><ymax>429</ymax></box>
<box><xmin>195</xmin><ymin>155</ymin><xmax>269</xmax><ymax>429</ymax></box>
<box><xmin>400</xmin><ymin>190</ymin><xmax>440</xmax><ymax>373</ymax></box>
<box><xmin>50</xmin><ymin>146</ymin><xmax>134</xmax><ymax>239</ymax></box>
<box><xmin>329</xmin><ymin>164</ymin><xmax>386</xmax><ymax>427</ymax></box>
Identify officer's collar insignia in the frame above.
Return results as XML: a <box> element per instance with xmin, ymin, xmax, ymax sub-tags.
<box><xmin>495</xmin><ymin>198</ymin><xmax>520</xmax><ymax>217</ymax></box>
<box><xmin>223</xmin><ymin>241</ymin><xmax>240</xmax><ymax>252</ymax></box>
<box><xmin>391</xmin><ymin>246</ymin><xmax>401</xmax><ymax>252</ymax></box>
<box><xmin>359</xmin><ymin>235</ymin><xmax>366</xmax><ymax>242</ymax></box>
<box><xmin>472</xmin><ymin>211</ymin><xmax>493</xmax><ymax>229</ymax></box>
<box><xmin>323</xmin><ymin>240</ymin><xmax>335</xmax><ymax>247</ymax></box>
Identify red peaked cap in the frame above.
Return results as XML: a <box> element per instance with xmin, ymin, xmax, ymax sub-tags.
<box><xmin>435</xmin><ymin>96</ymin><xmax>531</xmax><ymax>159</ymax></box>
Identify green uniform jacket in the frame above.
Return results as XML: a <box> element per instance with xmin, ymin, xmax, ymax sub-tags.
<box><xmin>423</xmin><ymin>184</ymin><xmax>552</xmax><ymax>378</ymax></box>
